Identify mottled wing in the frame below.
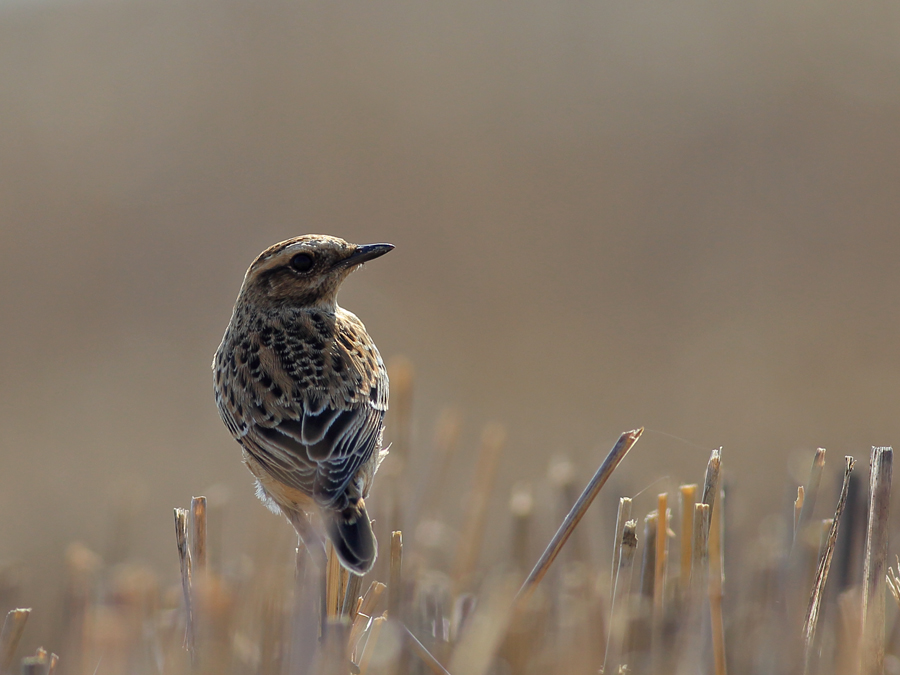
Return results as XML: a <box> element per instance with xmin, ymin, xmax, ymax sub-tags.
<box><xmin>256</xmin><ymin>404</ymin><xmax>385</xmax><ymax>507</ymax></box>
<box><xmin>214</xmin><ymin>310</ymin><xmax>388</xmax><ymax>510</ymax></box>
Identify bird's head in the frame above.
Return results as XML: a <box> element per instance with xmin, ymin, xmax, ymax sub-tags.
<box><xmin>237</xmin><ymin>235</ymin><xmax>394</xmax><ymax>309</ymax></box>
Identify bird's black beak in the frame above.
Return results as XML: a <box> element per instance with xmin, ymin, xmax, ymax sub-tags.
<box><xmin>334</xmin><ymin>243</ymin><xmax>395</xmax><ymax>269</ymax></box>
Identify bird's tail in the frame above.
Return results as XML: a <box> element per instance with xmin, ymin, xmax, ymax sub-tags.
<box><xmin>324</xmin><ymin>499</ymin><xmax>377</xmax><ymax>575</ymax></box>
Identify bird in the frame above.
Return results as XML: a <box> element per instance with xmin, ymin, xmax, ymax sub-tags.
<box><xmin>213</xmin><ymin>235</ymin><xmax>393</xmax><ymax>575</ymax></box>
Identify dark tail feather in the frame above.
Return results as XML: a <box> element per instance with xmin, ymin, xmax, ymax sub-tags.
<box><xmin>325</xmin><ymin>499</ymin><xmax>377</xmax><ymax>575</ymax></box>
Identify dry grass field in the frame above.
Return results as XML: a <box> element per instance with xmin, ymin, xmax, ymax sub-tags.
<box><xmin>1</xmin><ymin>0</ymin><xmax>900</xmax><ymax>672</ymax></box>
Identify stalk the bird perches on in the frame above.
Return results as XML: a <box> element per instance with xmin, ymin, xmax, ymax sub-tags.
<box><xmin>213</xmin><ymin>235</ymin><xmax>393</xmax><ymax>574</ymax></box>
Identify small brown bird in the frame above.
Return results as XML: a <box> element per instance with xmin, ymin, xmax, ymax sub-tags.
<box><xmin>213</xmin><ymin>235</ymin><xmax>393</xmax><ymax>574</ymax></box>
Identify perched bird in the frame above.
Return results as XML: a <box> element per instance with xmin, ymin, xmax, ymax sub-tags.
<box><xmin>213</xmin><ymin>235</ymin><xmax>393</xmax><ymax>574</ymax></box>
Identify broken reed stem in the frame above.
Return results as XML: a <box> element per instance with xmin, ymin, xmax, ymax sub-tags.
<box><xmin>173</xmin><ymin>507</ymin><xmax>195</xmax><ymax>657</ymax></box>
<box><xmin>640</xmin><ymin>512</ymin><xmax>658</xmax><ymax>601</ymax></box>
<box><xmin>610</xmin><ymin>497</ymin><xmax>633</xmax><ymax>596</ymax></box>
<box><xmin>359</xmin><ymin>581</ymin><xmax>387</xmax><ymax>619</ymax></box>
<box><xmin>19</xmin><ymin>648</ymin><xmax>54</xmax><ymax>675</ymax></box>
<box><xmin>793</xmin><ymin>486</ymin><xmax>804</xmax><ymax>549</ymax></box>
<box><xmin>348</xmin><ymin>613</ymin><xmax>371</xmax><ymax>663</ymax></box>
<box><xmin>341</xmin><ymin>573</ymin><xmax>363</xmax><ymax>620</ymax></box>
<box><xmin>803</xmin><ymin>456</ymin><xmax>856</xmax><ymax>674</ymax></box>
<box><xmin>190</xmin><ymin>496</ymin><xmax>207</xmax><ymax>574</ymax></box>
<box><xmin>549</xmin><ymin>456</ymin><xmax>589</xmax><ymax>562</ymax></box>
<box><xmin>793</xmin><ymin>449</ymin><xmax>826</xmax><ymax>558</ymax></box>
<box><xmin>357</xmin><ymin>615</ymin><xmax>387</xmax><ymax>675</ymax></box>
<box><xmin>680</xmin><ymin>485</ymin><xmax>697</xmax><ymax>594</ymax></box>
<box><xmin>604</xmin><ymin>520</ymin><xmax>638</xmax><ymax>675</ymax></box>
<box><xmin>20</xmin><ymin>658</ymin><xmax>45</xmax><ymax>675</ymax></box>
<box><xmin>701</xmin><ymin>449</ymin><xmax>722</xmax><ymax>522</ymax></box>
<box><xmin>684</xmin><ymin>504</ymin><xmax>710</xmax><ymax>672</ymax></box>
<box><xmin>817</xmin><ymin>518</ymin><xmax>833</xmax><ymax>564</ymax></box>
<box><xmin>691</xmin><ymin>504</ymin><xmax>710</xmax><ymax>602</ymax></box>
<box><xmin>889</xmin><ymin>557</ymin><xmax>900</xmax><ymax>611</ymax></box>
<box><xmin>0</xmin><ymin>608</ymin><xmax>31</xmax><ymax>675</ymax></box>
<box><xmin>389</xmin><ymin>531</ymin><xmax>403</xmax><ymax>621</ymax></box>
<box><xmin>653</xmin><ymin>497</ymin><xmax>669</xmax><ymax>675</ymax></box>
<box><xmin>509</xmin><ymin>482</ymin><xmax>534</xmax><ymax>573</ymax></box>
<box><xmin>324</xmin><ymin>542</ymin><xmax>343</xmax><ymax>620</ymax></box>
<box><xmin>788</xmin><ymin>446</ymin><xmax>827</xmax><ymax>620</ymax></box>
<box><xmin>515</xmin><ymin>427</ymin><xmax>643</xmax><ymax>606</ymax></box>
<box><xmin>709</xmin><ymin>487</ymin><xmax>727</xmax><ymax>675</ymax></box>
<box><xmin>860</xmin><ymin>447</ymin><xmax>893</xmax><ymax>675</ymax></box>
<box><xmin>655</xmin><ymin>493</ymin><xmax>668</xmax><ymax>617</ymax></box>
<box><xmin>348</xmin><ymin>582</ymin><xmax>386</xmax><ymax>657</ymax></box>
<box><xmin>27</xmin><ymin>647</ymin><xmax>47</xmax><ymax>673</ymax></box>
<box><xmin>452</xmin><ymin>424</ymin><xmax>507</xmax><ymax>586</ymax></box>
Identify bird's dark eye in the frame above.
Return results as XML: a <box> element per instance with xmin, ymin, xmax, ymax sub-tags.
<box><xmin>290</xmin><ymin>253</ymin><xmax>314</xmax><ymax>273</ymax></box>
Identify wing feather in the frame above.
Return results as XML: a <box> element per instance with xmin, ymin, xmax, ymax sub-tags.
<box><xmin>214</xmin><ymin>308</ymin><xmax>388</xmax><ymax>510</ymax></box>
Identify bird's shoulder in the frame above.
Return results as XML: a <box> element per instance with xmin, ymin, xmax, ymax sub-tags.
<box><xmin>214</xmin><ymin>306</ymin><xmax>388</xmax><ymax>437</ymax></box>
<box><xmin>333</xmin><ymin>307</ymin><xmax>389</xmax><ymax>410</ymax></box>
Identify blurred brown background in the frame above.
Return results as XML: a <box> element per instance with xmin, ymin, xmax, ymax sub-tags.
<box><xmin>1</xmin><ymin>0</ymin><xmax>899</xmax><ymax>630</ymax></box>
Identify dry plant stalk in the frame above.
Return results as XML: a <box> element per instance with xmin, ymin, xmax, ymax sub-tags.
<box><xmin>349</xmin><ymin>581</ymin><xmax>388</xmax><ymax>653</ymax></box>
<box><xmin>860</xmin><ymin>446</ymin><xmax>892</xmax><ymax>675</ymax></box>
<box><xmin>676</xmin><ymin>504</ymin><xmax>709</xmax><ymax>674</ymax></box>
<box><xmin>709</xmin><ymin>486</ymin><xmax>727</xmax><ymax>675</ymax></box>
<box><xmin>0</xmin><ymin>608</ymin><xmax>30</xmax><ymax>675</ymax></box>
<box><xmin>515</xmin><ymin>428</ymin><xmax>643</xmax><ymax>606</ymax></box>
<box><xmin>655</xmin><ymin>492</ymin><xmax>668</xmax><ymax>617</ymax></box>
<box><xmin>509</xmin><ymin>482</ymin><xmax>534</xmax><ymax>573</ymax></box>
<box><xmin>701</xmin><ymin>449</ymin><xmax>722</xmax><ymax>524</ymax></box>
<box><xmin>549</xmin><ymin>456</ymin><xmax>589</xmax><ymax>562</ymax></box>
<box><xmin>19</xmin><ymin>657</ymin><xmax>44</xmax><ymax>675</ymax></box>
<box><xmin>640</xmin><ymin>512</ymin><xmax>658</xmax><ymax>600</ymax></box>
<box><xmin>357</xmin><ymin>615</ymin><xmax>387</xmax><ymax>675</ymax></box>
<box><xmin>359</xmin><ymin>581</ymin><xmax>387</xmax><ymax>620</ymax></box>
<box><xmin>691</xmin><ymin>504</ymin><xmax>710</xmax><ymax>600</ymax></box>
<box><xmin>793</xmin><ymin>486</ymin><xmax>804</xmax><ymax>547</ymax></box>
<box><xmin>817</xmin><ymin>518</ymin><xmax>833</xmax><ymax>564</ymax></box>
<box><xmin>794</xmin><ymin>449</ymin><xmax>826</xmax><ymax>557</ymax></box>
<box><xmin>325</xmin><ymin>542</ymin><xmax>346</xmax><ymax>620</ymax></box>
<box><xmin>888</xmin><ymin>556</ymin><xmax>900</xmax><ymax>611</ymax></box>
<box><xmin>411</xmin><ymin>408</ymin><xmax>463</xmax><ymax>532</ymax></box>
<box><xmin>604</xmin><ymin>520</ymin><xmax>638</xmax><ymax>675</ymax></box>
<box><xmin>389</xmin><ymin>531</ymin><xmax>403</xmax><ymax>620</ymax></box>
<box><xmin>679</xmin><ymin>484</ymin><xmax>697</xmax><ymax>594</ymax></box>
<box><xmin>610</xmin><ymin>497</ymin><xmax>634</xmax><ymax>595</ymax></box>
<box><xmin>348</xmin><ymin>612</ymin><xmax>371</xmax><ymax>664</ymax></box>
<box><xmin>452</xmin><ymin>424</ymin><xmax>507</xmax><ymax>586</ymax></box>
<box><xmin>21</xmin><ymin>647</ymin><xmax>57</xmax><ymax>675</ymax></box>
<box><xmin>173</xmin><ymin>507</ymin><xmax>194</xmax><ymax>656</ymax></box>
<box><xmin>190</xmin><ymin>496</ymin><xmax>207</xmax><ymax>573</ymax></box>
<box><xmin>803</xmin><ymin>455</ymin><xmax>856</xmax><ymax>674</ymax></box>
<box><xmin>342</xmin><ymin>573</ymin><xmax>363</xmax><ymax>620</ymax></box>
